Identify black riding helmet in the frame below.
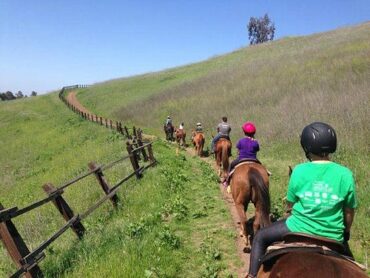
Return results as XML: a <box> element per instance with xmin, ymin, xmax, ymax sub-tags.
<box><xmin>300</xmin><ymin>122</ymin><xmax>337</xmax><ymax>157</ymax></box>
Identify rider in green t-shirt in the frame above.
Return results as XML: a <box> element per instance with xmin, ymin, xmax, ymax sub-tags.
<box><xmin>247</xmin><ymin>122</ymin><xmax>358</xmax><ymax>278</ymax></box>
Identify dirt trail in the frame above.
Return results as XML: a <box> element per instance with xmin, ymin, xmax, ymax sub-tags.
<box><xmin>67</xmin><ymin>91</ymin><xmax>91</xmax><ymax>114</ymax></box>
<box><xmin>64</xmin><ymin>91</ymin><xmax>249</xmax><ymax>277</ymax></box>
<box><xmin>184</xmin><ymin>147</ymin><xmax>250</xmax><ymax>277</ymax></box>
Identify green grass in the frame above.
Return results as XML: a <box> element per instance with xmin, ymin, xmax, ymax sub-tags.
<box><xmin>0</xmin><ymin>94</ymin><xmax>240</xmax><ymax>277</ymax></box>
<box><xmin>1</xmin><ymin>22</ymin><xmax>369</xmax><ymax>276</ymax></box>
<box><xmin>76</xmin><ymin>22</ymin><xmax>370</xmax><ymax>265</ymax></box>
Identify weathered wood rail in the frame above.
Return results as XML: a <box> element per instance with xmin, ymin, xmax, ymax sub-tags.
<box><xmin>0</xmin><ymin>85</ymin><xmax>157</xmax><ymax>277</ymax></box>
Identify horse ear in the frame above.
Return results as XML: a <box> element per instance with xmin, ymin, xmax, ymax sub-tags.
<box><xmin>288</xmin><ymin>166</ymin><xmax>293</xmax><ymax>177</ymax></box>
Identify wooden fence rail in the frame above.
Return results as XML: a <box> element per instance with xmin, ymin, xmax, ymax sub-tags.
<box><xmin>0</xmin><ymin>131</ymin><xmax>156</xmax><ymax>277</ymax></box>
<box><xmin>58</xmin><ymin>85</ymin><xmax>139</xmax><ymax>139</ymax></box>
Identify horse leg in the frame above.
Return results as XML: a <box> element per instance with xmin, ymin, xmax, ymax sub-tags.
<box><xmin>234</xmin><ymin>201</ymin><xmax>251</xmax><ymax>252</ymax></box>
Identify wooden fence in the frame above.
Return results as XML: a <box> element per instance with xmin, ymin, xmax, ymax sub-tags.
<box><xmin>0</xmin><ymin>85</ymin><xmax>157</xmax><ymax>277</ymax></box>
<box><xmin>0</xmin><ymin>141</ymin><xmax>156</xmax><ymax>278</ymax></box>
<box><xmin>58</xmin><ymin>85</ymin><xmax>134</xmax><ymax>138</ymax></box>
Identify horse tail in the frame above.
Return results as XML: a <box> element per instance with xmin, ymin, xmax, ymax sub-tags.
<box><xmin>221</xmin><ymin>143</ymin><xmax>229</xmax><ymax>171</ymax></box>
<box><xmin>248</xmin><ymin>167</ymin><xmax>270</xmax><ymax>228</ymax></box>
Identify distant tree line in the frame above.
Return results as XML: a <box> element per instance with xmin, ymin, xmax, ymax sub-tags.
<box><xmin>0</xmin><ymin>90</ymin><xmax>37</xmax><ymax>101</ymax></box>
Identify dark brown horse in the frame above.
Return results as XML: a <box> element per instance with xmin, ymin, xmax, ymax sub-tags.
<box><xmin>257</xmin><ymin>252</ymin><xmax>368</xmax><ymax>278</ymax></box>
<box><xmin>215</xmin><ymin>138</ymin><xmax>231</xmax><ymax>181</ymax></box>
<box><xmin>175</xmin><ymin>128</ymin><xmax>186</xmax><ymax>146</ymax></box>
<box><xmin>164</xmin><ymin>124</ymin><xmax>174</xmax><ymax>141</ymax></box>
<box><xmin>192</xmin><ymin>131</ymin><xmax>205</xmax><ymax>156</ymax></box>
<box><xmin>230</xmin><ymin>162</ymin><xmax>270</xmax><ymax>252</ymax></box>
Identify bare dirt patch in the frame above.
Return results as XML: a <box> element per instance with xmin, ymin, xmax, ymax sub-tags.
<box><xmin>66</xmin><ymin>91</ymin><xmax>91</xmax><ymax>114</ymax></box>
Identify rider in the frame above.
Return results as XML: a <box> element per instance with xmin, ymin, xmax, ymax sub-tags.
<box><xmin>195</xmin><ymin>122</ymin><xmax>203</xmax><ymax>133</ymax></box>
<box><xmin>211</xmin><ymin>116</ymin><xmax>231</xmax><ymax>153</ymax></box>
<box><xmin>165</xmin><ymin>116</ymin><xmax>172</xmax><ymax>127</ymax></box>
<box><xmin>247</xmin><ymin>122</ymin><xmax>357</xmax><ymax>278</ymax></box>
<box><xmin>225</xmin><ymin>122</ymin><xmax>259</xmax><ymax>187</ymax></box>
<box><xmin>192</xmin><ymin>122</ymin><xmax>204</xmax><ymax>142</ymax></box>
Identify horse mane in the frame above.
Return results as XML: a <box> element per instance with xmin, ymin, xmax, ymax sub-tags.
<box><xmin>248</xmin><ymin>167</ymin><xmax>271</xmax><ymax>228</ymax></box>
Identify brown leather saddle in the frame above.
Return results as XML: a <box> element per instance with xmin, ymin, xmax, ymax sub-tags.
<box><xmin>260</xmin><ymin>233</ymin><xmax>365</xmax><ymax>270</ymax></box>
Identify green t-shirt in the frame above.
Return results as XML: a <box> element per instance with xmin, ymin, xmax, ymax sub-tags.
<box><xmin>286</xmin><ymin>161</ymin><xmax>357</xmax><ymax>242</ymax></box>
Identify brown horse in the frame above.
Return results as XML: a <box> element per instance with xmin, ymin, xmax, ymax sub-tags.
<box><xmin>192</xmin><ymin>131</ymin><xmax>205</xmax><ymax>156</ymax></box>
<box><xmin>257</xmin><ymin>252</ymin><xmax>368</xmax><ymax>278</ymax></box>
<box><xmin>214</xmin><ymin>138</ymin><xmax>231</xmax><ymax>181</ymax></box>
<box><xmin>175</xmin><ymin>128</ymin><xmax>186</xmax><ymax>146</ymax></box>
<box><xmin>230</xmin><ymin>162</ymin><xmax>270</xmax><ymax>252</ymax></box>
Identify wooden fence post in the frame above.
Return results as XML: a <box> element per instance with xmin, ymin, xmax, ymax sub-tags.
<box><xmin>126</xmin><ymin>142</ymin><xmax>142</xmax><ymax>179</ymax></box>
<box><xmin>100</xmin><ymin>117</ymin><xmax>103</xmax><ymax>125</ymax></box>
<box><xmin>110</xmin><ymin>120</ymin><xmax>113</xmax><ymax>129</ymax></box>
<box><xmin>42</xmin><ymin>184</ymin><xmax>85</xmax><ymax>239</ymax></box>
<box><xmin>137</xmin><ymin>129</ymin><xmax>148</xmax><ymax>161</ymax></box>
<box><xmin>133</xmin><ymin>126</ymin><xmax>137</xmax><ymax>138</ymax></box>
<box><xmin>87</xmin><ymin>162</ymin><xmax>119</xmax><ymax>208</ymax></box>
<box><xmin>105</xmin><ymin>118</ymin><xmax>108</xmax><ymax>128</ymax></box>
<box><xmin>147</xmin><ymin>143</ymin><xmax>156</xmax><ymax>164</ymax></box>
<box><xmin>0</xmin><ymin>203</ymin><xmax>43</xmax><ymax>278</ymax></box>
<box><xmin>124</xmin><ymin>126</ymin><xmax>131</xmax><ymax>139</ymax></box>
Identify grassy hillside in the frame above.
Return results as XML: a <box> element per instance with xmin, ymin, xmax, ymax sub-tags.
<box><xmin>76</xmin><ymin>22</ymin><xmax>370</xmax><ymax>264</ymax></box>
<box><xmin>0</xmin><ymin>94</ymin><xmax>240</xmax><ymax>277</ymax></box>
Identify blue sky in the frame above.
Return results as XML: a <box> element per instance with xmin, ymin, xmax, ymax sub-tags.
<box><xmin>0</xmin><ymin>1</ymin><xmax>369</xmax><ymax>94</ymax></box>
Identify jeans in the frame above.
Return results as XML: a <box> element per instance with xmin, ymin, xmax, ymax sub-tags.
<box><xmin>248</xmin><ymin>220</ymin><xmax>290</xmax><ymax>277</ymax></box>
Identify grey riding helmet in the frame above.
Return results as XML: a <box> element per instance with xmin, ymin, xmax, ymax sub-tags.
<box><xmin>300</xmin><ymin>122</ymin><xmax>337</xmax><ymax>155</ymax></box>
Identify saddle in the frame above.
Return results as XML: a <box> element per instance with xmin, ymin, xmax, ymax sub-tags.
<box><xmin>218</xmin><ymin>135</ymin><xmax>230</xmax><ymax>141</ymax></box>
<box><xmin>228</xmin><ymin>159</ymin><xmax>262</xmax><ymax>181</ymax></box>
<box><xmin>260</xmin><ymin>233</ymin><xmax>366</xmax><ymax>271</ymax></box>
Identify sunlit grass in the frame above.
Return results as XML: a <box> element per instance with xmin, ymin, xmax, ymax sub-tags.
<box><xmin>0</xmin><ymin>94</ymin><xmax>240</xmax><ymax>277</ymax></box>
<box><xmin>76</xmin><ymin>22</ymin><xmax>370</xmax><ymax>265</ymax></box>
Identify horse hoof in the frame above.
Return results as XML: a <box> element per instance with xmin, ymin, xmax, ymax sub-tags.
<box><xmin>243</xmin><ymin>246</ymin><xmax>251</xmax><ymax>253</ymax></box>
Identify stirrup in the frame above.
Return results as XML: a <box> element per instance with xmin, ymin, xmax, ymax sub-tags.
<box><xmin>245</xmin><ymin>274</ymin><xmax>256</xmax><ymax>278</ymax></box>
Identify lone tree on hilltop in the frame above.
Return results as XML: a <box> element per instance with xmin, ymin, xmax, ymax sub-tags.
<box><xmin>31</xmin><ymin>91</ymin><xmax>37</xmax><ymax>96</ymax></box>
<box><xmin>247</xmin><ymin>13</ymin><xmax>275</xmax><ymax>45</ymax></box>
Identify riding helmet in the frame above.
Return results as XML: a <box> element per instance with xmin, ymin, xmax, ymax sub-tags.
<box><xmin>300</xmin><ymin>122</ymin><xmax>337</xmax><ymax>155</ymax></box>
<box><xmin>242</xmin><ymin>122</ymin><xmax>256</xmax><ymax>135</ymax></box>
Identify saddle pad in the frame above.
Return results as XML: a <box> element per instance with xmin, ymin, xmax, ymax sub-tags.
<box><xmin>228</xmin><ymin>160</ymin><xmax>261</xmax><ymax>179</ymax></box>
<box><xmin>261</xmin><ymin>243</ymin><xmax>366</xmax><ymax>271</ymax></box>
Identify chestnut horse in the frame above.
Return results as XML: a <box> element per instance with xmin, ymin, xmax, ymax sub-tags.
<box><xmin>257</xmin><ymin>252</ymin><xmax>368</xmax><ymax>278</ymax></box>
<box><xmin>175</xmin><ymin>128</ymin><xmax>186</xmax><ymax>146</ymax></box>
<box><xmin>230</xmin><ymin>162</ymin><xmax>270</xmax><ymax>252</ymax></box>
<box><xmin>192</xmin><ymin>131</ymin><xmax>205</xmax><ymax>156</ymax></box>
<box><xmin>214</xmin><ymin>138</ymin><xmax>231</xmax><ymax>181</ymax></box>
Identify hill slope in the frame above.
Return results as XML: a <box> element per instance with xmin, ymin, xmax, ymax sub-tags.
<box><xmin>76</xmin><ymin>22</ymin><xmax>370</xmax><ymax>264</ymax></box>
<box><xmin>0</xmin><ymin>94</ymin><xmax>241</xmax><ymax>277</ymax></box>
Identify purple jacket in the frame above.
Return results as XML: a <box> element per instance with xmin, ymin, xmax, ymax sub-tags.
<box><xmin>237</xmin><ymin>137</ymin><xmax>259</xmax><ymax>160</ymax></box>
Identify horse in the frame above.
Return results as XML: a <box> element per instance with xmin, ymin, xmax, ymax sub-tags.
<box><xmin>256</xmin><ymin>251</ymin><xmax>368</xmax><ymax>278</ymax></box>
<box><xmin>175</xmin><ymin>128</ymin><xmax>186</xmax><ymax>146</ymax></box>
<box><xmin>164</xmin><ymin>124</ymin><xmax>174</xmax><ymax>141</ymax></box>
<box><xmin>214</xmin><ymin>138</ymin><xmax>231</xmax><ymax>181</ymax></box>
<box><xmin>230</xmin><ymin>162</ymin><xmax>270</xmax><ymax>253</ymax></box>
<box><xmin>192</xmin><ymin>131</ymin><xmax>205</xmax><ymax>156</ymax></box>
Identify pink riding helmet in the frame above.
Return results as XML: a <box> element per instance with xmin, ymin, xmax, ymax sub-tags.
<box><xmin>242</xmin><ymin>122</ymin><xmax>256</xmax><ymax>134</ymax></box>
